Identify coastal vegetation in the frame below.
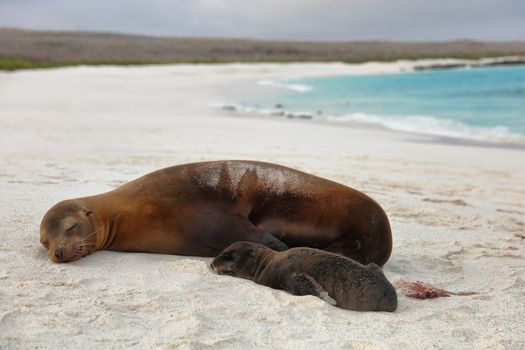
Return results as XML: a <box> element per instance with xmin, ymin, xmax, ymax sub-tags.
<box><xmin>1</xmin><ymin>28</ymin><xmax>525</xmax><ymax>71</ymax></box>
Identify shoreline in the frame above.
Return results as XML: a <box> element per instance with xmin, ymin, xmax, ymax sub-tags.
<box><xmin>210</xmin><ymin>60</ymin><xmax>525</xmax><ymax>148</ymax></box>
<box><xmin>2</xmin><ymin>55</ymin><xmax>525</xmax><ymax>72</ymax></box>
<box><xmin>3</xmin><ymin>59</ymin><xmax>524</xmax><ymax>153</ymax></box>
<box><xmin>218</xmin><ymin>107</ymin><xmax>525</xmax><ymax>151</ymax></box>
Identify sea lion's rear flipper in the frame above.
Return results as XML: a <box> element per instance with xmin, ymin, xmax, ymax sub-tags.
<box><xmin>282</xmin><ymin>272</ymin><xmax>337</xmax><ymax>306</ymax></box>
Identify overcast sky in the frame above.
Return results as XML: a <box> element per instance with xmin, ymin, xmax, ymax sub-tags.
<box><xmin>0</xmin><ymin>0</ymin><xmax>524</xmax><ymax>41</ymax></box>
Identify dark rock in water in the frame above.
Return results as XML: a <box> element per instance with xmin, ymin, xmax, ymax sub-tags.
<box><xmin>474</xmin><ymin>59</ymin><xmax>525</xmax><ymax>67</ymax></box>
<box><xmin>414</xmin><ymin>63</ymin><xmax>466</xmax><ymax>71</ymax></box>
<box><xmin>286</xmin><ymin>113</ymin><xmax>313</xmax><ymax>120</ymax></box>
<box><xmin>316</xmin><ymin>110</ymin><xmax>323</xmax><ymax>115</ymax></box>
<box><xmin>297</xmin><ymin>114</ymin><xmax>313</xmax><ymax>120</ymax></box>
<box><xmin>221</xmin><ymin>105</ymin><xmax>237</xmax><ymax>111</ymax></box>
<box><xmin>271</xmin><ymin>110</ymin><xmax>285</xmax><ymax>117</ymax></box>
<box><xmin>414</xmin><ymin>57</ymin><xmax>525</xmax><ymax>71</ymax></box>
<box><xmin>275</xmin><ymin>103</ymin><xmax>284</xmax><ymax>109</ymax></box>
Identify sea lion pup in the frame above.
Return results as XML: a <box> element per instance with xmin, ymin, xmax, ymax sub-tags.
<box><xmin>211</xmin><ymin>242</ymin><xmax>397</xmax><ymax>312</ymax></box>
<box><xmin>40</xmin><ymin>160</ymin><xmax>392</xmax><ymax>264</ymax></box>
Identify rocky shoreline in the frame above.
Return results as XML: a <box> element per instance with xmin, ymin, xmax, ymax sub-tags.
<box><xmin>413</xmin><ymin>56</ymin><xmax>525</xmax><ymax>71</ymax></box>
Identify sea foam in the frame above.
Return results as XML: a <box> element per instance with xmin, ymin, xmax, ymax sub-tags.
<box><xmin>257</xmin><ymin>79</ymin><xmax>313</xmax><ymax>93</ymax></box>
<box><xmin>328</xmin><ymin>113</ymin><xmax>525</xmax><ymax>144</ymax></box>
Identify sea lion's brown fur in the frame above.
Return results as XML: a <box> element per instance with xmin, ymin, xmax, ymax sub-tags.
<box><xmin>211</xmin><ymin>241</ymin><xmax>397</xmax><ymax>312</ymax></box>
<box><xmin>40</xmin><ymin>160</ymin><xmax>392</xmax><ymax>264</ymax></box>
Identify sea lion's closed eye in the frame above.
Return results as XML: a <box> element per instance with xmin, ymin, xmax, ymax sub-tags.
<box><xmin>65</xmin><ymin>223</ymin><xmax>79</xmax><ymax>232</ymax></box>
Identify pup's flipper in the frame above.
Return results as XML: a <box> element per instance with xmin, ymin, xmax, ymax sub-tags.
<box><xmin>282</xmin><ymin>272</ymin><xmax>337</xmax><ymax>306</ymax></box>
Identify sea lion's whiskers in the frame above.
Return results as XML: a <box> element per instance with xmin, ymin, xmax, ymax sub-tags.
<box><xmin>67</xmin><ymin>244</ymin><xmax>81</xmax><ymax>252</ymax></box>
<box><xmin>64</xmin><ymin>245</ymin><xmax>74</xmax><ymax>257</ymax></box>
<box><xmin>78</xmin><ymin>226</ymin><xmax>103</xmax><ymax>243</ymax></box>
<box><xmin>71</xmin><ymin>241</ymin><xmax>91</xmax><ymax>248</ymax></box>
<box><xmin>69</xmin><ymin>244</ymin><xmax>91</xmax><ymax>260</ymax></box>
<box><xmin>70</xmin><ymin>242</ymin><xmax>94</xmax><ymax>252</ymax></box>
<box><xmin>68</xmin><ymin>238</ymin><xmax>97</xmax><ymax>259</ymax></box>
<box><xmin>72</xmin><ymin>241</ymin><xmax>95</xmax><ymax>248</ymax></box>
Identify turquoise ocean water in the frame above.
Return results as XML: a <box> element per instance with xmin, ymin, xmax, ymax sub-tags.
<box><xmin>241</xmin><ymin>65</ymin><xmax>525</xmax><ymax>144</ymax></box>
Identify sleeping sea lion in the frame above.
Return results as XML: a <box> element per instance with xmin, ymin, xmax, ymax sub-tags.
<box><xmin>40</xmin><ymin>160</ymin><xmax>392</xmax><ymax>265</ymax></box>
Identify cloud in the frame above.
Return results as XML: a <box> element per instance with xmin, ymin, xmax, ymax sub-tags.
<box><xmin>0</xmin><ymin>0</ymin><xmax>523</xmax><ymax>40</ymax></box>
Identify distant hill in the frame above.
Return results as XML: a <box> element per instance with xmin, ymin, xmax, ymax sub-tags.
<box><xmin>1</xmin><ymin>28</ymin><xmax>525</xmax><ymax>70</ymax></box>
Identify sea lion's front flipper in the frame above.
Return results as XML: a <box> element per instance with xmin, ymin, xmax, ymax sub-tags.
<box><xmin>282</xmin><ymin>272</ymin><xmax>337</xmax><ymax>305</ymax></box>
<box><xmin>186</xmin><ymin>211</ymin><xmax>288</xmax><ymax>255</ymax></box>
<box><xmin>259</xmin><ymin>232</ymin><xmax>288</xmax><ymax>251</ymax></box>
<box><xmin>225</xmin><ymin>215</ymin><xmax>288</xmax><ymax>252</ymax></box>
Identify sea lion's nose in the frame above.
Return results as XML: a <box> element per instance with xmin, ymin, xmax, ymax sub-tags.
<box><xmin>55</xmin><ymin>248</ymin><xmax>63</xmax><ymax>260</ymax></box>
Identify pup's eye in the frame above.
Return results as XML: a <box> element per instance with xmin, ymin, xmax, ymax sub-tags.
<box><xmin>65</xmin><ymin>223</ymin><xmax>79</xmax><ymax>232</ymax></box>
<box><xmin>85</xmin><ymin>210</ymin><xmax>93</xmax><ymax>216</ymax></box>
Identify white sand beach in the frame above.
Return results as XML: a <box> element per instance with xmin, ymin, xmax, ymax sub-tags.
<box><xmin>0</xmin><ymin>62</ymin><xmax>524</xmax><ymax>349</ymax></box>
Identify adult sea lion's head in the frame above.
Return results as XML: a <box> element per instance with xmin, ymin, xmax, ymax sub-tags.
<box><xmin>40</xmin><ymin>199</ymin><xmax>101</xmax><ymax>263</ymax></box>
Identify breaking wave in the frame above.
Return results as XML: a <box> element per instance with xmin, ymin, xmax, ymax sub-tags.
<box><xmin>257</xmin><ymin>79</ymin><xmax>313</xmax><ymax>93</ymax></box>
<box><xmin>213</xmin><ymin>102</ymin><xmax>525</xmax><ymax>145</ymax></box>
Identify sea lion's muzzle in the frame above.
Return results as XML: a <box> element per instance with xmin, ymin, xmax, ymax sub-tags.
<box><xmin>54</xmin><ymin>248</ymin><xmax>63</xmax><ymax>261</ymax></box>
<box><xmin>50</xmin><ymin>246</ymin><xmax>65</xmax><ymax>263</ymax></box>
<box><xmin>41</xmin><ymin>239</ymin><xmax>49</xmax><ymax>250</ymax></box>
<box><xmin>210</xmin><ymin>259</ymin><xmax>233</xmax><ymax>275</ymax></box>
